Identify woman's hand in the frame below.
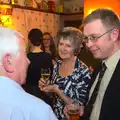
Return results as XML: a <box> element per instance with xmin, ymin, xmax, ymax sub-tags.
<box><xmin>63</xmin><ymin>105</ymin><xmax>70</xmax><ymax>120</ymax></box>
<box><xmin>38</xmin><ymin>78</ymin><xmax>47</xmax><ymax>90</ymax></box>
<box><xmin>40</xmin><ymin>82</ymin><xmax>73</xmax><ymax>105</ymax></box>
<box><xmin>41</xmin><ymin>85</ymin><xmax>58</xmax><ymax>93</ymax></box>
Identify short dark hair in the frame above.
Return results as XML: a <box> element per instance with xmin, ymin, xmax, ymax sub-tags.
<box><xmin>28</xmin><ymin>28</ymin><xmax>43</xmax><ymax>46</ymax></box>
<box><xmin>83</xmin><ymin>9</ymin><xmax>120</xmax><ymax>31</ymax></box>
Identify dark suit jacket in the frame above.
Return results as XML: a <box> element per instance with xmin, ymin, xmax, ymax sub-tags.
<box><xmin>83</xmin><ymin>60</ymin><xmax>120</xmax><ymax>120</ymax></box>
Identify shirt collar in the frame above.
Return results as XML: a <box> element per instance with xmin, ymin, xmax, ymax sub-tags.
<box><xmin>103</xmin><ymin>50</ymin><xmax>120</xmax><ymax>71</ymax></box>
<box><xmin>0</xmin><ymin>76</ymin><xmax>24</xmax><ymax>91</ymax></box>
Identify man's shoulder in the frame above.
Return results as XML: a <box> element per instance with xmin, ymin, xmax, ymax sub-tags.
<box><xmin>20</xmin><ymin>92</ymin><xmax>57</xmax><ymax>120</ymax></box>
<box><xmin>0</xmin><ymin>90</ymin><xmax>57</xmax><ymax>120</ymax></box>
<box><xmin>2</xmin><ymin>86</ymin><xmax>51</xmax><ymax>112</ymax></box>
<box><xmin>20</xmin><ymin>90</ymin><xmax>50</xmax><ymax>109</ymax></box>
<box><xmin>14</xmin><ymin>91</ymin><xmax>53</xmax><ymax>116</ymax></box>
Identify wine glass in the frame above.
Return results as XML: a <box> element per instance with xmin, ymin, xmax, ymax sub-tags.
<box><xmin>40</xmin><ymin>68</ymin><xmax>53</xmax><ymax>96</ymax></box>
<box><xmin>41</xmin><ymin>68</ymin><xmax>51</xmax><ymax>82</ymax></box>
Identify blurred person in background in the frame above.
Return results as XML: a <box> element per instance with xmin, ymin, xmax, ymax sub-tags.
<box><xmin>24</xmin><ymin>28</ymin><xmax>53</xmax><ymax>108</ymax></box>
<box><xmin>41</xmin><ymin>32</ymin><xmax>57</xmax><ymax>64</ymax></box>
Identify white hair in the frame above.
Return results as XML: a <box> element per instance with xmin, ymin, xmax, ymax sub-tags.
<box><xmin>0</xmin><ymin>27</ymin><xmax>24</xmax><ymax>64</ymax></box>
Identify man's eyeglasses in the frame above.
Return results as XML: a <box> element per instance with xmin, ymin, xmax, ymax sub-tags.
<box><xmin>83</xmin><ymin>28</ymin><xmax>114</xmax><ymax>43</ymax></box>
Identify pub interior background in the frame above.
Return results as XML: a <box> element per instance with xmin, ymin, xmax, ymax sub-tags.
<box><xmin>0</xmin><ymin>0</ymin><xmax>102</xmax><ymax>68</ymax></box>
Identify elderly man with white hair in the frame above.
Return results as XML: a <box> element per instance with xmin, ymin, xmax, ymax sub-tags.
<box><xmin>0</xmin><ymin>27</ymin><xmax>58</xmax><ymax>120</ymax></box>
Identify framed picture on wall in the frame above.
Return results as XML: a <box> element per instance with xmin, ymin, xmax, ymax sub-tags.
<box><xmin>24</xmin><ymin>0</ymin><xmax>33</xmax><ymax>7</ymax></box>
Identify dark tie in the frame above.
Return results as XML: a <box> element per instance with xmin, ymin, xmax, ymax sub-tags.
<box><xmin>83</xmin><ymin>63</ymin><xmax>107</xmax><ymax>120</ymax></box>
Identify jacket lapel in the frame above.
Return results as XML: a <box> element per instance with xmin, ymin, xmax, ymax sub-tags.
<box><xmin>99</xmin><ymin>59</ymin><xmax>120</xmax><ymax>120</ymax></box>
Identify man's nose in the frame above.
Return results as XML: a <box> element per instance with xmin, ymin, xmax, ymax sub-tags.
<box><xmin>86</xmin><ymin>40</ymin><xmax>94</xmax><ymax>48</ymax></box>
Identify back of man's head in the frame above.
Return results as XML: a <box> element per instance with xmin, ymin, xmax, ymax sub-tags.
<box><xmin>0</xmin><ymin>27</ymin><xmax>24</xmax><ymax>65</ymax></box>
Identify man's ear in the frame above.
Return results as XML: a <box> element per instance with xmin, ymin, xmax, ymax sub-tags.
<box><xmin>111</xmin><ymin>28</ymin><xmax>119</xmax><ymax>42</ymax></box>
<box><xmin>2</xmin><ymin>53</ymin><xmax>14</xmax><ymax>73</ymax></box>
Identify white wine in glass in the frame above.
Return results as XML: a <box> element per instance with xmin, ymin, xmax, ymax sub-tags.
<box><xmin>41</xmin><ymin>73</ymin><xmax>50</xmax><ymax>81</ymax></box>
<box><xmin>41</xmin><ymin>68</ymin><xmax>50</xmax><ymax>81</ymax></box>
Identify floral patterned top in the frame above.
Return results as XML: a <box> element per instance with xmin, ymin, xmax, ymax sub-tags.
<box><xmin>51</xmin><ymin>58</ymin><xmax>91</xmax><ymax>120</ymax></box>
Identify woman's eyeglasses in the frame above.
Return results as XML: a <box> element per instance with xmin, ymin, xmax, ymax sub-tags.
<box><xmin>43</xmin><ymin>38</ymin><xmax>50</xmax><ymax>40</ymax></box>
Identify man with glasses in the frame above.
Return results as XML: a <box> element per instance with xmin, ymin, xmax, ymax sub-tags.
<box><xmin>82</xmin><ymin>9</ymin><xmax>120</xmax><ymax>120</ymax></box>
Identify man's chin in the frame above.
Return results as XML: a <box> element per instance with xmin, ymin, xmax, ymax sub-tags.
<box><xmin>93</xmin><ymin>54</ymin><xmax>101</xmax><ymax>59</ymax></box>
